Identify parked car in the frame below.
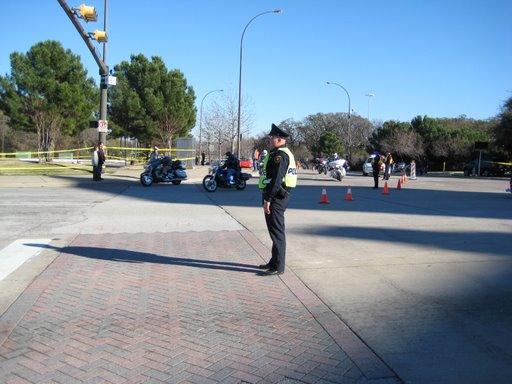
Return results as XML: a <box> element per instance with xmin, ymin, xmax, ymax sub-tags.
<box><xmin>393</xmin><ymin>162</ymin><xmax>406</xmax><ymax>174</ymax></box>
<box><xmin>463</xmin><ymin>158</ymin><xmax>508</xmax><ymax>177</ymax></box>
<box><xmin>362</xmin><ymin>155</ymin><xmax>384</xmax><ymax>176</ymax></box>
<box><xmin>239</xmin><ymin>158</ymin><xmax>253</xmax><ymax>169</ymax></box>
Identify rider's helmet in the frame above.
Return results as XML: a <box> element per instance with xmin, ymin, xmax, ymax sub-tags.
<box><xmin>225</xmin><ymin>151</ymin><xmax>232</xmax><ymax>157</ymax></box>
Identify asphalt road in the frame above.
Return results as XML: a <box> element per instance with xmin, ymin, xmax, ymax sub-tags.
<box><xmin>1</xmin><ymin>168</ymin><xmax>511</xmax><ymax>383</ymax></box>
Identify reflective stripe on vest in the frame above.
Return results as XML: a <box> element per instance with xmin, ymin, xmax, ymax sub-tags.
<box><xmin>258</xmin><ymin>147</ymin><xmax>297</xmax><ymax>189</ymax></box>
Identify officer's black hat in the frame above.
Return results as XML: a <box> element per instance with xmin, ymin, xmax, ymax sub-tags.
<box><xmin>268</xmin><ymin>123</ymin><xmax>289</xmax><ymax>138</ymax></box>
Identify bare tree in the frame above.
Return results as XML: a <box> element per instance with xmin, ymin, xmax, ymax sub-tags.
<box><xmin>30</xmin><ymin>97</ymin><xmax>63</xmax><ymax>161</ymax></box>
<box><xmin>376</xmin><ymin>122</ymin><xmax>425</xmax><ymax>160</ymax></box>
<box><xmin>202</xmin><ymin>107</ymin><xmax>227</xmax><ymax>163</ymax></box>
<box><xmin>201</xmin><ymin>93</ymin><xmax>254</xmax><ymax>159</ymax></box>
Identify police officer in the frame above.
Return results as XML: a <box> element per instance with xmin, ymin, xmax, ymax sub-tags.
<box><xmin>258</xmin><ymin>124</ymin><xmax>297</xmax><ymax>275</ymax></box>
<box><xmin>371</xmin><ymin>152</ymin><xmax>382</xmax><ymax>189</ymax></box>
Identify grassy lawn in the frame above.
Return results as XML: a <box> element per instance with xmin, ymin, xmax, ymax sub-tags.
<box><xmin>0</xmin><ymin>159</ymin><xmax>92</xmax><ymax>176</ymax></box>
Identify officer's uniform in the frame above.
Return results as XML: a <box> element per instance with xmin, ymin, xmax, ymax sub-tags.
<box><xmin>259</xmin><ymin>124</ymin><xmax>297</xmax><ymax>275</ymax></box>
<box><xmin>383</xmin><ymin>153</ymin><xmax>393</xmax><ymax>180</ymax></box>
<box><xmin>371</xmin><ymin>153</ymin><xmax>382</xmax><ymax>189</ymax></box>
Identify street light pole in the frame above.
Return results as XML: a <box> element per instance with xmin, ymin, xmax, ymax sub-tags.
<box><xmin>199</xmin><ymin>89</ymin><xmax>223</xmax><ymax>158</ymax></box>
<box><xmin>236</xmin><ymin>9</ymin><xmax>282</xmax><ymax>158</ymax></box>
<box><xmin>365</xmin><ymin>93</ymin><xmax>374</xmax><ymax>122</ymax></box>
<box><xmin>326</xmin><ymin>82</ymin><xmax>352</xmax><ymax>164</ymax></box>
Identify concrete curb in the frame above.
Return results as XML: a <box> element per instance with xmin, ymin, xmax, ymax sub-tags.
<box><xmin>240</xmin><ymin>230</ymin><xmax>398</xmax><ymax>382</ymax></box>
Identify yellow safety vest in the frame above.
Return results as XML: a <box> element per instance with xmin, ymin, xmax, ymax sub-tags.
<box><xmin>259</xmin><ymin>147</ymin><xmax>297</xmax><ymax>189</ymax></box>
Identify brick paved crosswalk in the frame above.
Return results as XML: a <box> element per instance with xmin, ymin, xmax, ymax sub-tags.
<box><xmin>0</xmin><ymin>231</ymin><xmax>398</xmax><ymax>383</ymax></box>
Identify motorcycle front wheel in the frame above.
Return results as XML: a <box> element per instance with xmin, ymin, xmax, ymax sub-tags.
<box><xmin>140</xmin><ymin>173</ymin><xmax>153</xmax><ymax>187</ymax></box>
<box><xmin>202</xmin><ymin>175</ymin><xmax>217</xmax><ymax>192</ymax></box>
<box><xmin>236</xmin><ymin>180</ymin><xmax>247</xmax><ymax>190</ymax></box>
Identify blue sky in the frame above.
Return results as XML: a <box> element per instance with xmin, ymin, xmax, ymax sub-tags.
<box><xmin>1</xmin><ymin>1</ymin><xmax>511</xmax><ymax>137</ymax></box>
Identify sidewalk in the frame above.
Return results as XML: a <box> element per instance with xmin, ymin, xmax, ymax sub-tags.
<box><xmin>0</xmin><ymin>167</ymin><xmax>399</xmax><ymax>383</ymax></box>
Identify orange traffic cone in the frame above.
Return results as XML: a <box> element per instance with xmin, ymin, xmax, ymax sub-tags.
<box><xmin>319</xmin><ymin>188</ymin><xmax>330</xmax><ymax>204</ymax></box>
<box><xmin>402</xmin><ymin>171</ymin><xmax>407</xmax><ymax>183</ymax></box>
<box><xmin>397</xmin><ymin>178</ymin><xmax>402</xmax><ymax>190</ymax></box>
<box><xmin>345</xmin><ymin>186</ymin><xmax>353</xmax><ymax>201</ymax></box>
<box><xmin>383</xmin><ymin>181</ymin><xmax>390</xmax><ymax>195</ymax></box>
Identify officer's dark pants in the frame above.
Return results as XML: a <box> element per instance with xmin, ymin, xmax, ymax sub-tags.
<box><xmin>264</xmin><ymin>194</ymin><xmax>289</xmax><ymax>273</ymax></box>
<box><xmin>373</xmin><ymin>169</ymin><xmax>379</xmax><ymax>188</ymax></box>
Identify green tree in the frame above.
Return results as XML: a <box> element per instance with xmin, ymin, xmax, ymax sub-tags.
<box><xmin>495</xmin><ymin>96</ymin><xmax>512</xmax><ymax>155</ymax></box>
<box><xmin>294</xmin><ymin>112</ymin><xmax>373</xmax><ymax>164</ymax></box>
<box><xmin>411</xmin><ymin>115</ymin><xmax>494</xmax><ymax>168</ymax></box>
<box><xmin>318</xmin><ymin>131</ymin><xmax>343</xmax><ymax>157</ymax></box>
<box><xmin>297</xmin><ymin>113</ymin><xmax>338</xmax><ymax>156</ymax></box>
<box><xmin>0</xmin><ymin>40</ymin><xmax>97</xmax><ymax>157</ymax></box>
<box><xmin>109</xmin><ymin>54</ymin><xmax>196</xmax><ymax>147</ymax></box>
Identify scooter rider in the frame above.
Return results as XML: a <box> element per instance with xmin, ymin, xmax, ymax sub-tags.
<box><xmin>222</xmin><ymin>151</ymin><xmax>240</xmax><ymax>185</ymax></box>
<box><xmin>150</xmin><ymin>146</ymin><xmax>160</xmax><ymax>160</ymax></box>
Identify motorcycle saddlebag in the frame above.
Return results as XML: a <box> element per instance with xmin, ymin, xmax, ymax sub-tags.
<box><xmin>175</xmin><ymin>169</ymin><xmax>187</xmax><ymax>179</ymax></box>
<box><xmin>239</xmin><ymin>172</ymin><xmax>252</xmax><ymax>181</ymax></box>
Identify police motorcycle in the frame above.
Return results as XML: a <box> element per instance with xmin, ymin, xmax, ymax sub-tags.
<box><xmin>202</xmin><ymin>161</ymin><xmax>252</xmax><ymax>192</ymax></box>
<box><xmin>327</xmin><ymin>155</ymin><xmax>348</xmax><ymax>181</ymax></box>
<box><xmin>140</xmin><ymin>155</ymin><xmax>187</xmax><ymax>187</ymax></box>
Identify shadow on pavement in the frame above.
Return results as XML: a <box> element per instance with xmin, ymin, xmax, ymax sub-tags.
<box><xmin>292</xmin><ymin>225</ymin><xmax>512</xmax><ymax>258</ymax></box>
<box><xmin>25</xmin><ymin>243</ymin><xmax>261</xmax><ymax>273</ymax></box>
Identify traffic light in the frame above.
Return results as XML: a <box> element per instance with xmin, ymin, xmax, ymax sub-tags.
<box><xmin>92</xmin><ymin>29</ymin><xmax>108</xmax><ymax>42</ymax></box>
<box><xmin>78</xmin><ymin>4</ymin><xmax>97</xmax><ymax>22</ymax></box>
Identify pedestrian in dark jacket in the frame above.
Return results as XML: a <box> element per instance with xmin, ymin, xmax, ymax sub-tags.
<box><xmin>93</xmin><ymin>143</ymin><xmax>106</xmax><ymax>181</ymax></box>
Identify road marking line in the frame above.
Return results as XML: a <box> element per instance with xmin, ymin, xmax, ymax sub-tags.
<box><xmin>0</xmin><ymin>239</ymin><xmax>52</xmax><ymax>281</ymax></box>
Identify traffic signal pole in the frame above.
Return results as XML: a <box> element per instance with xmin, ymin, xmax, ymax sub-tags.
<box><xmin>57</xmin><ymin>0</ymin><xmax>109</xmax><ymax>144</ymax></box>
<box><xmin>99</xmin><ymin>0</ymin><xmax>108</xmax><ymax>145</ymax></box>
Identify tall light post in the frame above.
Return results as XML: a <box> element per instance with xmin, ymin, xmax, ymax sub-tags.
<box><xmin>326</xmin><ymin>81</ymin><xmax>352</xmax><ymax>163</ymax></box>
<box><xmin>365</xmin><ymin>93</ymin><xmax>375</xmax><ymax>122</ymax></box>
<box><xmin>236</xmin><ymin>9</ymin><xmax>282</xmax><ymax>158</ymax></box>
<box><xmin>199</xmin><ymin>89</ymin><xmax>223</xmax><ymax>158</ymax></box>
